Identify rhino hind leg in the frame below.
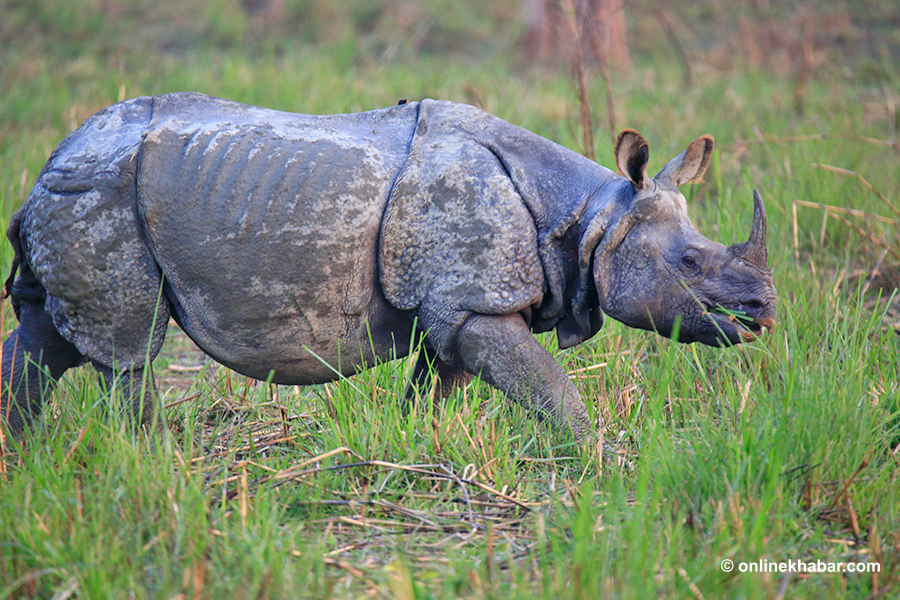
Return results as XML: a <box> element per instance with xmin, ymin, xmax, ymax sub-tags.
<box><xmin>92</xmin><ymin>362</ymin><xmax>160</xmax><ymax>430</ymax></box>
<box><xmin>1</xmin><ymin>300</ymin><xmax>85</xmax><ymax>437</ymax></box>
<box><xmin>404</xmin><ymin>342</ymin><xmax>475</xmax><ymax>410</ymax></box>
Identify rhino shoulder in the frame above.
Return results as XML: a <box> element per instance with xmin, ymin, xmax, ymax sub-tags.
<box><xmin>379</xmin><ymin>101</ymin><xmax>545</xmax><ymax>321</ymax></box>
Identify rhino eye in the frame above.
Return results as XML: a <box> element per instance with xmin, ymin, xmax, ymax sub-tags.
<box><xmin>679</xmin><ymin>251</ymin><xmax>702</xmax><ymax>275</ymax></box>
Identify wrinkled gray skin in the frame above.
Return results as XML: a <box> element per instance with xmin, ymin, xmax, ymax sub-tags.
<box><xmin>1</xmin><ymin>93</ymin><xmax>776</xmax><ymax>439</ymax></box>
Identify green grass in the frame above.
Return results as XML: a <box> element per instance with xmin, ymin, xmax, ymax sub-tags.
<box><xmin>1</xmin><ymin>3</ymin><xmax>899</xmax><ymax>598</ymax></box>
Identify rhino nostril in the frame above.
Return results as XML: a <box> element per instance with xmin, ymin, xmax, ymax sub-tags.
<box><xmin>740</xmin><ymin>300</ymin><xmax>764</xmax><ymax>313</ymax></box>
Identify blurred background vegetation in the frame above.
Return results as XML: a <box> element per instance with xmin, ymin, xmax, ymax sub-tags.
<box><xmin>2</xmin><ymin>0</ymin><xmax>898</xmax><ymax>119</ymax></box>
<box><xmin>2</xmin><ymin>0</ymin><xmax>899</xmax><ymax>69</ymax></box>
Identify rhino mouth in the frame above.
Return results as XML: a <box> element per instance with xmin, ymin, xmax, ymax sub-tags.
<box><xmin>733</xmin><ymin>316</ymin><xmax>774</xmax><ymax>341</ymax></box>
<box><xmin>704</xmin><ymin>303</ymin><xmax>775</xmax><ymax>344</ymax></box>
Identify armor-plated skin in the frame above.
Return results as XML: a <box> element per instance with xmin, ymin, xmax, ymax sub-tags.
<box><xmin>1</xmin><ymin>93</ymin><xmax>777</xmax><ymax>439</ymax></box>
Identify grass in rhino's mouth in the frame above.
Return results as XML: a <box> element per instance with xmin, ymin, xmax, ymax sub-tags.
<box><xmin>709</xmin><ymin>304</ymin><xmax>758</xmax><ymax>329</ymax></box>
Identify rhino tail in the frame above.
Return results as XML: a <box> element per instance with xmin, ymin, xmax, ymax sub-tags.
<box><xmin>2</xmin><ymin>208</ymin><xmax>24</xmax><ymax>300</ymax></box>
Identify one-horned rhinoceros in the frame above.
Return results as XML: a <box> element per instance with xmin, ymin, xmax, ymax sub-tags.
<box><xmin>1</xmin><ymin>92</ymin><xmax>776</xmax><ymax>439</ymax></box>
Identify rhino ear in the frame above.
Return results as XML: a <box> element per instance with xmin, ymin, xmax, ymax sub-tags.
<box><xmin>614</xmin><ymin>129</ymin><xmax>650</xmax><ymax>190</ymax></box>
<box><xmin>654</xmin><ymin>134</ymin><xmax>714</xmax><ymax>186</ymax></box>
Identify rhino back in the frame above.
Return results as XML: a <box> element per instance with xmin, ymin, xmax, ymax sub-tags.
<box><xmin>137</xmin><ymin>93</ymin><xmax>419</xmax><ymax>382</ymax></box>
<box><xmin>18</xmin><ymin>95</ymin><xmax>170</xmax><ymax>368</ymax></box>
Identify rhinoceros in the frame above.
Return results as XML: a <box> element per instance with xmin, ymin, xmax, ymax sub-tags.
<box><xmin>0</xmin><ymin>92</ymin><xmax>776</xmax><ymax>439</ymax></box>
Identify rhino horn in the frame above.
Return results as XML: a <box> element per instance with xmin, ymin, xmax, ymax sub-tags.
<box><xmin>730</xmin><ymin>189</ymin><xmax>768</xmax><ymax>266</ymax></box>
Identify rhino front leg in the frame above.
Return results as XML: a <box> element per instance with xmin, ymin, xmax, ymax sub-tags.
<box><xmin>93</xmin><ymin>362</ymin><xmax>160</xmax><ymax>429</ymax></box>
<box><xmin>450</xmin><ymin>313</ymin><xmax>594</xmax><ymax>441</ymax></box>
<box><xmin>1</xmin><ymin>302</ymin><xmax>84</xmax><ymax>436</ymax></box>
<box><xmin>405</xmin><ymin>342</ymin><xmax>475</xmax><ymax>408</ymax></box>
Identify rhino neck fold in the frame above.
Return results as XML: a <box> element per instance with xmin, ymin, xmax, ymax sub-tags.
<box><xmin>462</xmin><ymin>120</ymin><xmax>615</xmax><ymax>337</ymax></box>
<box><xmin>547</xmin><ymin>178</ymin><xmax>634</xmax><ymax>347</ymax></box>
<box><xmin>476</xmin><ymin>133</ymin><xmax>628</xmax><ymax>346</ymax></box>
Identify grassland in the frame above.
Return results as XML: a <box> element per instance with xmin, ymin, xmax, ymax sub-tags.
<box><xmin>0</xmin><ymin>2</ymin><xmax>898</xmax><ymax>598</ymax></box>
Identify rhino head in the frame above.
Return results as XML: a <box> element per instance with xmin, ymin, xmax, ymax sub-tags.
<box><xmin>583</xmin><ymin>130</ymin><xmax>776</xmax><ymax>346</ymax></box>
